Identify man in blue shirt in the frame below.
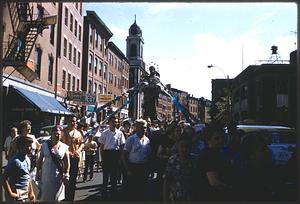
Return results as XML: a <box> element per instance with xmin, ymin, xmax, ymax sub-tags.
<box><xmin>3</xmin><ymin>136</ymin><xmax>36</xmax><ymax>202</ymax></box>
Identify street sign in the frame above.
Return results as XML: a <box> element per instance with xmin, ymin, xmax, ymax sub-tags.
<box><xmin>85</xmin><ymin>92</ymin><xmax>97</xmax><ymax>104</ymax></box>
<box><xmin>98</xmin><ymin>94</ymin><xmax>113</xmax><ymax>103</ymax></box>
<box><xmin>67</xmin><ymin>91</ymin><xmax>83</xmax><ymax>101</ymax></box>
<box><xmin>67</xmin><ymin>91</ymin><xmax>96</xmax><ymax>105</ymax></box>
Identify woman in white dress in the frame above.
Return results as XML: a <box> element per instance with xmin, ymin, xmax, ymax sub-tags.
<box><xmin>36</xmin><ymin>125</ymin><xmax>70</xmax><ymax>201</ymax></box>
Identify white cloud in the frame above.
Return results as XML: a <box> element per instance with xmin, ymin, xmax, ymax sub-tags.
<box><xmin>155</xmin><ymin>30</ymin><xmax>295</xmax><ymax>100</ymax></box>
<box><xmin>108</xmin><ymin>24</ymin><xmax>128</xmax><ymax>42</ymax></box>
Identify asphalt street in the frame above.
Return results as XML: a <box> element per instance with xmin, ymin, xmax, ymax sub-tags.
<box><xmin>74</xmin><ymin>167</ymin><xmax>162</xmax><ymax>201</ymax></box>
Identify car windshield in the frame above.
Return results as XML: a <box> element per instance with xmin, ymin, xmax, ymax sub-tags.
<box><xmin>240</xmin><ymin>130</ymin><xmax>296</xmax><ymax>145</ymax></box>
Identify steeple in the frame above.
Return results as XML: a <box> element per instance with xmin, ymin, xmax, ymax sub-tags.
<box><xmin>129</xmin><ymin>16</ymin><xmax>142</xmax><ymax>36</ymax></box>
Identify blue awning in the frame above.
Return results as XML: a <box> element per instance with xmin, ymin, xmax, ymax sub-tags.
<box><xmin>14</xmin><ymin>86</ymin><xmax>72</xmax><ymax>115</ymax></box>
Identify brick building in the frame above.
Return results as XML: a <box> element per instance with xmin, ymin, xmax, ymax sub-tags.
<box><xmin>231</xmin><ymin>50</ymin><xmax>297</xmax><ymax>127</ymax></box>
<box><xmin>1</xmin><ymin>2</ymin><xmax>80</xmax><ymax>137</ymax></box>
<box><xmin>82</xmin><ymin>11</ymin><xmax>129</xmax><ymax>120</ymax></box>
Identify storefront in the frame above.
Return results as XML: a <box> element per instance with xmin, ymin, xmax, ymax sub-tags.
<box><xmin>2</xmin><ymin>77</ymin><xmax>72</xmax><ymax>141</ymax></box>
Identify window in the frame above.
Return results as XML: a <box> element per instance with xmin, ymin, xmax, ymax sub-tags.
<box><xmin>99</xmin><ymin>61</ymin><xmax>102</xmax><ymax>76</ymax></box>
<box><xmin>99</xmin><ymin>35</ymin><xmax>102</xmax><ymax>51</ymax></box>
<box><xmin>77</xmin><ymin>78</ymin><xmax>80</xmax><ymax>91</ymax></box>
<box><xmin>79</xmin><ymin>3</ymin><xmax>82</xmax><ymax>15</ymax></box>
<box><xmin>130</xmin><ymin>44</ymin><xmax>137</xmax><ymax>57</ymax></box>
<box><xmin>109</xmin><ymin>72</ymin><xmax>113</xmax><ymax>84</ymax></box>
<box><xmin>118</xmin><ymin>78</ymin><xmax>121</xmax><ymax>89</ymax></box>
<box><xmin>89</xmin><ymin>25</ymin><xmax>93</xmax><ymax>44</ymax></box>
<box><xmin>95</xmin><ymin>32</ymin><xmax>98</xmax><ymax>48</ymax></box>
<box><xmin>103</xmin><ymin>85</ymin><xmax>107</xmax><ymax>94</ymax></box>
<box><xmin>94</xmin><ymin>57</ymin><xmax>98</xmax><ymax>74</ymax></box>
<box><xmin>93</xmin><ymin>82</ymin><xmax>97</xmax><ymax>94</ymax></box>
<box><xmin>64</xmin><ymin>7</ymin><xmax>68</xmax><ymax>26</ymax></box>
<box><xmin>72</xmin><ymin>76</ymin><xmax>75</xmax><ymax>91</ymax></box>
<box><xmin>89</xmin><ymin>54</ymin><xmax>93</xmax><ymax>71</ymax></box>
<box><xmin>67</xmin><ymin>73</ymin><xmax>71</xmax><ymax>91</ymax></box>
<box><xmin>73</xmin><ymin>47</ymin><xmax>76</xmax><ymax>64</ymax></box>
<box><xmin>75</xmin><ymin>2</ymin><xmax>78</xmax><ymax>10</ymax></box>
<box><xmin>88</xmin><ymin>80</ymin><xmax>92</xmax><ymax>93</ymax></box>
<box><xmin>35</xmin><ymin>47</ymin><xmax>42</xmax><ymax>78</ymax></box>
<box><xmin>70</xmin><ymin>13</ymin><xmax>73</xmax><ymax>32</ymax></box>
<box><xmin>77</xmin><ymin>51</ymin><xmax>81</xmax><ymax>68</ymax></box>
<box><xmin>114</xmin><ymin>76</ymin><xmax>117</xmax><ymax>87</ymax></box>
<box><xmin>104</xmin><ymin>64</ymin><xmax>107</xmax><ymax>80</ymax></box>
<box><xmin>109</xmin><ymin>53</ymin><xmax>112</xmax><ymax>65</ymax></box>
<box><xmin>62</xmin><ymin>70</ymin><xmax>66</xmax><ymax>89</ymax></box>
<box><xmin>98</xmin><ymin>84</ymin><xmax>102</xmax><ymax>94</ymax></box>
<box><xmin>78</xmin><ymin>25</ymin><xmax>82</xmax><ymax>41</ymax></box>
<box><xmin>74</xmin><ymin>19</ymin><xmax>77</xmax><ymax>37</ymax></box>
<box><xmin>48</xmin><ymin>56</ymin><xmax>53</xmax><ymax>83</ymax></box>
<box><xmin>121</xmin><ymin>76</ymin><xmax>124</xmax><ymax>86</ymax></box>
<box><xmin>68</xmin><ymin>42</ymin><xmax>72</xmax><ymax>61</ymax></box>
<box><xmin>63</xmin><ymin>38</ymin><xmax>67</xmax><ymax>57</ymax></box>
<box><xmin>50</xmin><ymin>24</ymin><xmax>55</xmax><ymax>45</ymax></box>
<box><xmin>277</xmin><ymin>94</ymin><xmax>288</xmax><ymax>108</ymax></box>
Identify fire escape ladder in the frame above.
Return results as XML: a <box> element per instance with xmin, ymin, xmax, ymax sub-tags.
<box><xmin>3</xmin><ymin>3</ymin><xmax>56</xmax><ymax>82</ymax></box>
<box><xmin>17</xmin><ymin>27</ymin><xmax>39</xmax><ymax>63</ymax></box>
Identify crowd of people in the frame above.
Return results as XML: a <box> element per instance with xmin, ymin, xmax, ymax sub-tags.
<box><xmin>2</xmin><ymin>115</ymin><xmax>296</xmax><ymax>202</ymax></box>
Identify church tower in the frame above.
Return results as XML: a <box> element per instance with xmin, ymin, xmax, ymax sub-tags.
<box><xmin>126</xmin><ymin>17</ymin><xmax>146</xmax><ymax>120</ymax></box>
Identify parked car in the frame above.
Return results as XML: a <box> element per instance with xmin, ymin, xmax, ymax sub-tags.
<box><xmin>37</xmin><ymin>124</ymin><xmax>68</xmax><ymax>143</ymax></box>
<box><xmin>224</xmin><ymin>125</ymin><xmax>296</xmax><ymax>165</ymax></box>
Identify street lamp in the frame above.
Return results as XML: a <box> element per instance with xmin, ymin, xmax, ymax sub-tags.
<box><xmin>207</xmin><ymin>64</ymin><xmax>231</xmax><ymax>124</ymax></box>
<box><xmin>207</xmin><ymin>64</ymin><xmax>228</xmax><ymax>79</ymax></box>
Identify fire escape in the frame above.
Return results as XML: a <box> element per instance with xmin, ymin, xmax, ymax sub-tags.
<box><xmin>3</xmin><ymin>3</ymin><xmax>56</xmax><ymax>82</ymax></box>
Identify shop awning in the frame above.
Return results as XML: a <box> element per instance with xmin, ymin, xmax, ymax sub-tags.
<box><xmin>14</xmin><ymin>86</ymin><xmax>72</xmax><ymax>115</ymax></box>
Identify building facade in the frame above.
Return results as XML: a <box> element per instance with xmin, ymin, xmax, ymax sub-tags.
<box><xmin>231</xmin><ymin>50</ymin><xmax>297</xmax><ymax>127</ymax></box>
<box><xmin>2</xmin><ymin>2</ymin><xmax>74</xmax><ymax>138</ymax></box>
<box><xmin>82</xmin><ymin>11</ymin><xmax>129</xmax><ymax>121</ymax></box>
<box><xmin>187</xmin><ymin>94</ymin><xmax>199</xmax><ymax>120</ymax></box>
<box><xmin>156</xmin><ymin>93</ymin><xmax>173</xmax><ymax>122</ymax></box>
<box><xmin>57</xmin><ymin>3</ymin><xmax>83</xmax><ymax>98</ymax></box>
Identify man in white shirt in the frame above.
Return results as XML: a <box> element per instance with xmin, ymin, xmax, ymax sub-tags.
<box><xmin>122</xmin><ymin>119</ymin><xmax>152</xmax><ymax>201</ymax></box>
<box><xmin>99</xmin><ymin>116</ymin><xmax>125</xmax><ymax>197</ymax></box>
<box><xmin>4</xmin><ymin>127</ymin><xmax>18</xmax><ymax>160</ymax></box>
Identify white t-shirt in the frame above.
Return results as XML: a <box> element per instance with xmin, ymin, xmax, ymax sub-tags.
<box><xmin>4</xmin><ymin>135</ymin><xmax>13</xmax><ymax>150</ymax></box>
<box><xmin>124</xmin><ymin>133</ymin><xmax>151</xmax><ymax>164</ymax></box>
<box><xmin>98</xmin><ymin>128</ymin><xmax>125</xmax><ymax>150</ymax></box>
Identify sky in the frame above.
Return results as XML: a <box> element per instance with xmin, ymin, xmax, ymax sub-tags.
<box><xmin>84</xmin><ymin>2</ymin><xmax>297</xmax><ymax>100</ymax></box>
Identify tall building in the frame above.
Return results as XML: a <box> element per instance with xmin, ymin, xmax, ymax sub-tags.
<box><xmin>107</xmin><ymin>41</ymin><xmax>130</xmax><ymax>119</ymax></box>
<box><xmin>57</xmin><ymin>2</ymin><xmax>84</xmax><ymax>112</ymax></box>
<box><xmin>82</xmin><ymin>11</ymin><xmax>129</xmax><ymax>121</ymax></box>
<box><xmin>126</xmin><ymin>19</ymin><xmax>146</xmax><ymax>120</ymax></box>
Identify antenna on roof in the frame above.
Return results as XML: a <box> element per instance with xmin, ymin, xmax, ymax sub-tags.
<box><xmin>134</xmin><ymin>14</ymin><xmax>136</xmax><ymax>23</ymax></box>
